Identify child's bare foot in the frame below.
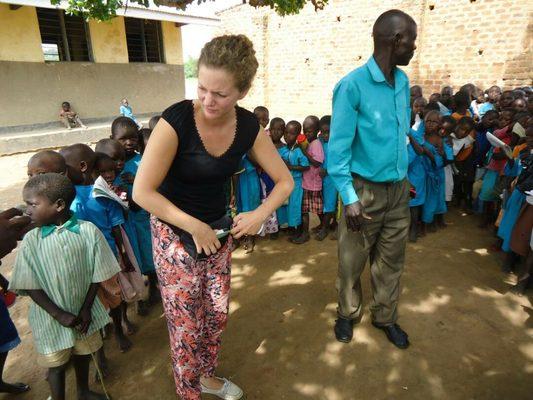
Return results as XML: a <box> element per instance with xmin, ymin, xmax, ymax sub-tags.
<box><xmin>315</xmin><ymin>229</ymin><xmax>328</xmax><ymax>241</ymax></box>
<box><xmin>78</xmin><ymin>389</ymin><xmax>110</xmax><ymax>400</ymax></box>
<box><xmin>115</xmin><ymin>333</ymin><xmax>132</xmax><ymax>353</ymax></box>
<box><xmin>0</xmin><ymin>382</ymin><xmax>30</xmax><ymax>394</ymax></box>
<box><xmin>291</xmin><ymin>233</ymin><xmax>310</xmax><ymax>245</ymax></box>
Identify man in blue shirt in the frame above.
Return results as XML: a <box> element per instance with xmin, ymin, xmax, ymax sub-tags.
<box><xmin>328</xmin><ymin>10</ymin><xmax>417</xmax><ymax>349</ymax></box>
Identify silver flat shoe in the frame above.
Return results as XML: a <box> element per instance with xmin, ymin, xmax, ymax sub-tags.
<box><xmin>200</xmin><ymin>377</ymin><xmax>243</xmax><ymax>400</ymax></box>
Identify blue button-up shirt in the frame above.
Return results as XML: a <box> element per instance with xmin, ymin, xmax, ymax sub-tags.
<box><xmin>328</xmin><ymin>56</ymin><xmax>411</xmax><ymax>205</ymax></box>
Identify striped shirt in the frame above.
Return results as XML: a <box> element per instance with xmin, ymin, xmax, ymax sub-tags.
<box><xmin>9</xmin><ymin>217</ymin><xmax>120</xmax><ymax>355</ymax></box>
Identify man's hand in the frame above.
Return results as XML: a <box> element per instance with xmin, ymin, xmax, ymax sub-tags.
<box><xmin>0</xmin><ymin>208</ymin><xmax>32</xmax><ymax>259</ymax></box>
<box><xmin>344</xmin><ymin>201</ymin><xmax>372</xmax><ymax>232</ymax></box>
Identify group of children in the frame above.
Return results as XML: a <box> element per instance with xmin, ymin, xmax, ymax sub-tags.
<box><xmin>2</xmin><ymin>115</ymin><xmax>163</xmax><ymax>399</ymax></box>
<box><xmin>408</xmin><ymin>84</ymin><xmax>533</xmax><ymax>295</ymax></box>
<box><xmin>232</xmin><ymin>106</ymin><xmax>339</xmax><ymax>253</ymax></box>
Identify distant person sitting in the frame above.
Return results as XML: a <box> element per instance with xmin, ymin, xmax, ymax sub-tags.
<box><xmin>59</xmin><ymin>102</ymin><xmax>87</xmax><ymax>130</ymax></box>
<box><xmin>119</xmin><ymin>98</ymin><xmax>142</xmax><ymax>129</ymax></box>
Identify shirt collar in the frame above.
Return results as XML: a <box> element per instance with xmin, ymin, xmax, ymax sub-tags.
<box><xmin>41</xmin><ymin>214</ymin><xmax>80</xmax><ymax>238</ymax></box>
<box><xmin>366</xmin><ymin>56</ymin><xmax>408</xmax><ymax>93</ymax></box>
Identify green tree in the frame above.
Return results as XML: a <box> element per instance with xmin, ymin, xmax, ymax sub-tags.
<box><xmin>184</xmin><ymin>57</ymin><xmax>198</xmax><ymax>79</ymax></box>
<box><xmin>50</xmin><ymin>0</ymin><xmax>329</xmax><ymax>21</ymax></box>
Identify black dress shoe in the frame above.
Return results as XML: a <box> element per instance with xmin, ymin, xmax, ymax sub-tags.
<box><xmin>334</xmin><ymin>317</ymin><xmax>354</xmax><ymax>343</ymax></box>
<box><xmin>372</xmin><ymin>322</ymin><xmax>410</xmax><ymax>349</ymax></box>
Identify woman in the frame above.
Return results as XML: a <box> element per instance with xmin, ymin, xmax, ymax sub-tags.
<box><xmin>133</xmin><ymin>35</ymin><xmax>293</xmax><ymax>400</ymax></box>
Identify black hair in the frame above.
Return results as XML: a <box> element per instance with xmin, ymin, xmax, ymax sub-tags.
<box><xmin>457</xmin><ymin>116</ymin><xmax>475</xmax><ymax>130</ymax></box>
<box><xmin>320</xmin><ymin>115</ymin><xmax>331</xmax><ymax>126</ymax></box>
<box><xmin>484</xmin><ymin>110</ymin><xmax>499</xmax><ymax>119</ymax></box>
<box><xmin>304</xmin><ymin>115</ymin><xmax>320</xmax><ymax>133</ymax></box>
<box><xmin>59</xmin><ymin>143</ymin><xmax>95</xmax><ymax>170</ymax></box>
<box><xmin>111</xmin><ymin>116</ymin><xmax>138</xmax><ymax>137</ymax></box>
<box><xmin>373</xmin><ymin>10</ymin><xmax>416</xmax><ymax>46</ymax></box>
<box><xmin>514</xmin><ymin>111</ymin><xmax>531</xmax><ymax>122</ymax></box>
<box><xmin>424</xmin><ymin>101</ymin><xmax>440</xmax><ymax>112</ymax></box>
<box><xmin>62</xmin><ymin>101</ymin><xmax>70</xmax><ymax>107</ymax></box>
<box><xmin>269</xmin><ymin>117</ymin><xmax>285</xmax><ymax>129</ymax></box>
<box><xmin>254</xmin><ymin>106</ymin><xmax>269</xmax><ymax>114</ymax></box>
<box><xmin>95</xmin><ymin>138</ymin><xmax>123</xmax><ymax>155</ymax></box>
<box><xmin>513</xmin><ymin>89</ymin><xmax>526</xmax><ymax>99</ymax></box>
<box><xmin>149</xmin><ymin>115</ymin><xmax>161</xmax><ymax>130</ymax></box>
<box><xmin>286</xmin><ymin>120</ymin><xmax>302</xmax><ymax>133</ymax></box>
<box><xmin>441</xmin><ymin>115</ymin><xmax>457</xmax><ymax>129</ymax></box>
<box><xmin>501</xmin><ymin>108</ymin><xmax>517</xmax><ymax>116</ymax></box>
<box><xmin>24</xmin><ymin>173</ymin><xmax>76</xmax><ymax>208</ymax></box>
<box><xmin>94</xmin><ymin>152</ymin><xmax>115</xmax><ymax>170</ymax></box>
<box><xmin>453</xmin><ymin>91</ymin><xmax>470</xmax><ymax>109</ymax></box>
<box><xmin>28</xmin><ymin>150</ymin><xmax>67</xmax><ymax>174</ymax></box>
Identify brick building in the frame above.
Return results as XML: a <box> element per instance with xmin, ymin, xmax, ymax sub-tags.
<box><xmin>218</xmin><ymin>0</ymin><xmax>532</xmax><ymax>120</ymax></box>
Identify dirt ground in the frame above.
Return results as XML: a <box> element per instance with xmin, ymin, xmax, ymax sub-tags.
<box><xmin>0</xmin><ymin>154</ymin><xmax>532</xmax><ymax>400</ymax></box>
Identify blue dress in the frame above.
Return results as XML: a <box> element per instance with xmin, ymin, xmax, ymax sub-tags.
<box><xmin>120</xmin><ymin>105</ymin><xmax>139</xmax><ymax>125</ymax></box>
<box><xmin>498</xmin><ymin>159</ymin><xmax>525</xmax><ymax>252</ymax></box>
<box><xmin>277</xmin><ymin>146</ymin><xmax>310</xmax><ymax>227</ymax></box>
<box><xmin>321</xmin><ymin>140</ymin><xmax>338</xmax><ymax>213</ymax></box>
<box><xmin>237</xmin><ymin>156</ymin><xmax>261</xmax><ymax>213</ymax></box>
<box><xmin>118</xmin><ymin>154</ymin><xmax>155</xmax><ymax>274</ymax></box>
<box><xmin>422</xmin><ymin>143</ymin><xmax>447</xmax><ymax>223</ymax></box>
<box><xmin>0</xmin><ymin>292</ymin><xmax>20</xmax><ymax>353</ymax></box>
<box><xmin>407</xmin><ymin>129</ymin><xmax>426</xmax><ymax>207</ymax></box>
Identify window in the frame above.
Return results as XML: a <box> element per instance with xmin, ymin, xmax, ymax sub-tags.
<box><xmin>36</xmin><ymin>8</ymin><xmax>92</xmax><ymax>62</ymax></box>
<box><xmin>124</xmin><ymin>18</ymin><xmax>164</xmax><ymax>63</ymax></box>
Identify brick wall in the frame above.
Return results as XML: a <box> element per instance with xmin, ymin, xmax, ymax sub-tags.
<box><xmin>218</xmin><ymin>0</ymin><xmax>532</xmax><ymax>120</ymax></box>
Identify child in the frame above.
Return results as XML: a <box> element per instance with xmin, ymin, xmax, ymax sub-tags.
<box><xmin>236</xmin><ymin>155</ymin><xmax>261</xmax><ymax>253</ymax></box>
<box><xmin>441</xmin><ymin>116</ymin><xmax>457</xmax><ymax>205</ymax></box>
<box><xmin>452</xmin><ymin>117</ymin><xmax>476</xmax><ymax>211</ymax></box>
<box><xmin>60</xmin><ymin>144</ymin><xmax>134</xmax><ymax>355</ymax></box>
<box><xmin>59</xmin><ymin>101</ymin><xmax>87</xmax><ymax>130</ymax></box>
<box><xmin>269</xmin><ymin>118</ymin><xmax>287</xmax><ymax>234</ymax></box>
<box><xmin>471</xmin><ymin>89</ymin><xmax>485</xmax><ymax>119</ymax></box>
<box><xmin>27</xmin><ymin>150</ymin><xmax>67</xmax><ymax>178</ymax></box>
<box><xmin>422</xmin><ymin>112</ymin><xmax>447</xmax><ymax>232</ymax></box>
<box><xmin>10</xmin><ymin>173</ymin><xmax>119</xmax><ymax>400</ymax></box>
<box><xmin>277</xmin><ymin>121</ymin><xmax>310</xmax><ymax>240</ymax></box>
<box><xmin>148</xmin><ymin>115</ymin><xmax>161</xmax><ymax>130</ymax></box>
<box><xmin>317</xmin><ymin>115</ymin><xmax>338</xmax><ymax>241</ymax></box>
<box><xmin>253</xmin><ymin>106</ymin><xmax>270</xmax><ymax>133</ymax></box>
<box><xmin>478</xmin><ymin>86</ymin><xmax>501</xmax><ymax>117</ymax></box>
<box><xmin>295</xmin><ymin>115</ymin><xmax>324</xmax><ymax>244</ymax></box>
<box><xmin>119</xmin><ymin>98</ymin><xmax>142</xmax><ymax>129</ymax></box>
<box><xmin>451</xmin><ymin>91</ymin><xmax>472</xmax><ymax>121</ymax></box>
<box><xmin>499</xmin><ymin>91</ymin><xmax>516</xmax><ymax>110</ymax></box>
<box><xmin>411</xmin><ymin>97</ymin><xmax>427</xmax><ymax>130</ymax></box>
<box><xmin>111</xmin><ymin>117</ymin><xmax>158</xmax><ymax>307</ymax></box>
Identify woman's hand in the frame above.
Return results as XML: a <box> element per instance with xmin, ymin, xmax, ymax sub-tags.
<box><xmin>190</xmin><ymin>220</ymin><xmax>221</xmax><ymax>256</ymax></box>
<box><xmin>231</xmin><ymin>210</ymin><xmax>266</xmax><ymax>239</ymax></box>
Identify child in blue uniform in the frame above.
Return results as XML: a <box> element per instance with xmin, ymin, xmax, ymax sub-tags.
<box><xmin>317</xmin><ymin>115</ymin><xmax>338</xmax><ymax>241</ymax></box>
<box><xmin>111</xmin><ymin>117</ymin><xmax>158</xmax><ymax>312</ymax></box>
<box><xmin>277</xmin><ymin>121</ymin><xmax>310</xmax><ymax>240</ymax></box>
<box><xmin>236</xmin><ymin>155</ymin><xmax>261</xmax><ymax>252</ymax></box>
<box><xmin>407</xmin><ymin>126</ymin><xmax>428</xmax><ymax>242</ymax></box>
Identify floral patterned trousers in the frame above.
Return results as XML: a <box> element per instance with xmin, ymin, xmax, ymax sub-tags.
<box><xmin>151</xmin><ymin>217</ymin><xmax>232</xmax><ymax>400</ymax></box>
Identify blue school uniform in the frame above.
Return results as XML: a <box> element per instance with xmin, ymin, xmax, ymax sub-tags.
<box><xmin>422</xmin><ymin>143</ymin><xmax>447</xmax><ymax>223</ymax></box>
<box><xmin>407</xmin><ymin>129</ymin><xmax>426</xmax><ymax>207</ymax></box>
<box><xmin>0</xmin><ymin>288</ymin><xmax>20</xmax><ymax>353</ymax></box>
<box><xmin>237</xmin><ymin>156</ymin><xmax>261</xmax><ymax>212</ymax></box>
<box><xmin>277</xmin><ymin>146</ymin><xmax>309</xmax><ymax>227</ymax></box>
<box><xmin>118</xmin><ymin>153</ymin><xmax>155</xmax><ymax>274</ymax></box>
<box><xmin>321</xmin><ymin>140</ymin><xmax>338</xmax><ymax>213</ymax></box>
<box><xmin>71</xmin><ymin>185</ymin><xmax>125</xmax><ymax>256</ymax></box>
<box><xmin>498</xmin><ymin>188</ymin><xmax>526</xmax><ymax>252</ymax></box>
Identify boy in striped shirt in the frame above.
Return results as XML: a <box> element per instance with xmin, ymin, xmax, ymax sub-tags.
<box><xmin>9</xmin><ymin>173</ymin><xmax>119</xmax><ymax>400</ymax></box>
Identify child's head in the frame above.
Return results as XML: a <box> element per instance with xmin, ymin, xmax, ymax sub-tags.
<box><xmin>284</xmin><ymin>121</ymin><xmax>302</xmax><ymax>147</ymax></box>
<box><xmin>453</xmin><ymin>91</ymin><xmax>470</xmax><ymax>112</ymax></box>
<box><xmin>412</xmin><ymin>97</ymin><xmax>428</xmax><ymax>116</ymax></box>
<box><xmin>474</xmin><ymin>88</ymin><xmax>485</xmax><ymax>103</ymax></box>
<box><xmin>499</xmin><ymin>91</ymin><xmax>515</xmax><ymax>110</ymax></box>
<box><xmin>455</xmin><ymin>117</ymin><xmax>475</xmax><ymax>139</ymax></box>
<box><xmin>302</xmin><ymin>115</ymin><xmax>320</xmax><ymax>142</ymax></box>
<box><xmin>139</xmin><ymin>128</ymin><xmax>152</xmax><ymax>154</ymax></box>
<box><xmin>499</xmin><ymin>108</ymin><xmax>516</xmax><ymax>129</ymax></box>
<box><xmin>319</xmin><ymin>115</ymin><xmax>331</xmax><ymax>141</ymax></box>
<box><xmin>429</xmin><ymin>93</ymin><xmax>441</xmax><ymax>103</ymax></box>
<box><xmin>23</xmin><ymin>173</ymin><xmax>76</xmax><ymax>226</ymax></box>
<box><xmin>513</xmin><ymin>98</ymin><xmax>527</xmax><ymax>113</ymax></box>
<box><xmin>253</xmin><ymin>106</ymin><xmax>270</xmax><ymax>129</ymax></box>
<box><xmin>149</xmin><ymin>115</ymin><xmax>161</xmax><ymax>130</ymax></box>
<box><xmin>513</xmin><ymin>89</ymin><xmax>526</xmax><ymax>100</ymax></box>
<box><xmin>487</xmin><ymin>86</ymin><xmax>502</xmax><ymax>103</ymax></box>
<box><xmin>440</xmin><ymin>86</ymin><xmax>453</xmax><ymax>106</ymax></box>
<box><xmin>410</xmin><ymin>85</ymin><xmax>423</xmax><ymax>103</ymax></box>
<box><xmin>59</xmin><ymin>144</ymin><xmax>95</xmax><ymax>185</ymax></box>
<box><xmin>111</xmin><ymin>117</ymin><xmax>139</xmax><ymax>156</ymax></box>
<box><xmin>424</xmin><ymin>101</ymin><xmax>440</xmax><ymax>115</ymax></box>
<box><xmin>61</xmin><ymin>101</ymin><xmax>71</xmax><ymax>111</ymax></box>
<box><xmin>424</xmin><ymin>110</ymin><xmax>442</xmax><ymax>135</ymax></box>
<box><xmin>269</xmin><ymin>117</ymin><xmax>285</xmax><ymax>143</ymax></box>
<box><xmin>481</xmin><ymin>110</ymin><xmax>500</xmax><ymax>129</ymax></box>
<box><xmin>94</xmin><ymin>153</ymin><xmax>117</xmax><ymax>186</ymax></box>
<box><xmin>459</xmin><ymin>83</ymin><xmax>476</xmax><ymax>101</ymax></box>
<box><xmin>441</xmin><ymin>115</ymin><xmax>457</xmax><ymax>137</ymax></box>
<box><xmin>121</xmin><ymin>98</ymin><xmax>129</xmax><ymax>106</ymax></box>
<box><xmin>27</xmin><ymin>150</ymin><xmax>67</xmax><ymax>178</ymax></box>
<box><xmin>95</xmin><ymin>139</ymin><xmax>126</xmax><ymax>173</ymax></box>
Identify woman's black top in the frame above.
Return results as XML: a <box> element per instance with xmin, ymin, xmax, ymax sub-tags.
<box><xmin>159</xmin><ymin>100</ymin><xmax>260</xmax><ymax>223</ymax></box>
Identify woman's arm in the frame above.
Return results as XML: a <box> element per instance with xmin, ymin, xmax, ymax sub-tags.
<box><xmin>232</xmin><ymin>128</ymin><xmax>294</xmax><ymax>238</ymax></box>
<box><xmin>133</xmin><ymin>119</ymin><xmax>221</xmax><ymax>256</ymax></box>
